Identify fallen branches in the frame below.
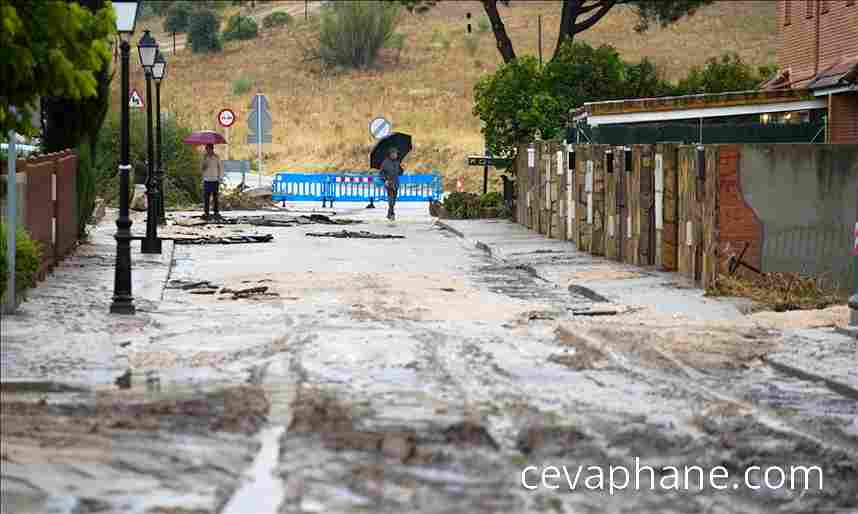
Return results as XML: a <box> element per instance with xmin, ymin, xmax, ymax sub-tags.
<box><xmin>306</xmin><ymin>230</ymin><xmax>405</xmax><ymax>239</ymax></box>
<box><xmin>172</xmin><ymin>234</ymin><xmax>274</xmax><ymax>245</ymax></box>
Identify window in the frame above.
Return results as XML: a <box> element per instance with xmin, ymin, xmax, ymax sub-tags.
<box><xmin>806</xmin><ymin>0</ymin><xmax>814</xmax><ymax>18</ymax></box>
<box><xmin>784</xmin><ymin>0</ymin><xmax>791</xmax><ymax>25</ymax></box>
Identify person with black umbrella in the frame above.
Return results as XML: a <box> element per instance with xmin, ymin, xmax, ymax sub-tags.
<box><xmin>380</xmin><ymin>147</ymin><xmax>404</xmax><ymax>220</ymax></box>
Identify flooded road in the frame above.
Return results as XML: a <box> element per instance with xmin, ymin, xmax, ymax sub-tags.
<box><xmin>2</xmin><ymin>204</ymin><xmax>856</xmax><ymax>513</ymax></box>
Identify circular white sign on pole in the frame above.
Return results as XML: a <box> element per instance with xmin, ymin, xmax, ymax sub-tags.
<box><xmin>369</xmin><ymin>117</ymin><xmax>392</xmax><ymax>140</ymax></box>
<box><xmin>218</xmin><ymin>108</ymin><xmax>236</xmax><ymax>128</ymax></box>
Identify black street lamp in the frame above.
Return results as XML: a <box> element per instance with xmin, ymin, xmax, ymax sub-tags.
<box><xmin>110</xmin><ymin>0</ymin><xmax>140</xmax><ymax>315</ymax></box>
<box><xmin>138</xmin><ymin>30</ymin><xmax>162</xmax><ymax>254</ymax></box>
<box><xmin>152</xmin><ymin>51</ymin><xmax>167</xmax><ymax>225</ymax></box>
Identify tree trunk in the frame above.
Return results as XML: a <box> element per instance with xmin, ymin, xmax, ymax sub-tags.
<box><xmin>551</xmin><ymin>0</ymin><xmax>616</xmax><ymax>62</ymax></box>
<box><xmin>481</xmin><ymin>0</ymin><xmax>517</xmax><ymax>63</ymax></box>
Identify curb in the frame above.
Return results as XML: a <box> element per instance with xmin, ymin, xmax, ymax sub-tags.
<box><xmin>764</xmin><ymin>355</ymin><xmax>858</xmax><ymax>401</ymax></box>
<box><xmin>434</xmin><ymin>220</ymin><xmax>499</xmax><ymax>261</ymax></box>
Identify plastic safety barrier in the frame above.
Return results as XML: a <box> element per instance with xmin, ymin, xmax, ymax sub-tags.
<box><xmin>272</xmin><ymin>172</ymin><xmax>443</xmax><ymax>206</ymax></box>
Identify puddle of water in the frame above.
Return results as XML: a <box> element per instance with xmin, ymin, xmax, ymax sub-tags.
<box><xmin>221</xmin><ymin>425</ymin><xmax>287</xmax><ymax>514</ymax></box>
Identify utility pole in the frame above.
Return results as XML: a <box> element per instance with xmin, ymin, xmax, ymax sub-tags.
<box><xmin>305</xmin><ymin>0</ymin><xmax>309</xmax><ymax>21</ymax></box>
<box><xmin>538</xmin><ymin>14</ymin><xmax>543</xmax><ymax>66</ymax></box>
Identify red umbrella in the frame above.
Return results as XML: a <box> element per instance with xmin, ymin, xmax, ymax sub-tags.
<box><xmin>183</xmin><ymin>130</ymin><xmax>227</xmax><ymax>145</ymax></box>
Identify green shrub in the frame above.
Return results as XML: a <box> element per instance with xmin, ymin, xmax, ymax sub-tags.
<box><xmin>223</xmin><ymin>13</ymin><xmax>258</xmax><ymax>41</ymax></box>
<box><xmin>92</xmin><ymin>111</ymin><xmax>201</xmax><ymax>208</ymax></box>
<box><xmin>479</xmin><ymin>191</ymin><xmax>503</xmax><ymax>209</ymax></box>
<box><xmin>442</xmin><ymin>192</ymin><xmax>482</xmax><ymax>219</ymax></box>
<box><xmin>232</xmin><ymin>75</ymin><xmax>254</xmax><ymax>95</ymax></box>
<box><xmin>188</xmin><ymin>7</ymin><xmax>223</xmax><ymax>53</ymax></box>
<box><xmin>164</xmin><ymin>1</ymin><xmax>193</xmax><ymax>33</ymax></box>
<box><xmin>0</xmin><ymin>223</ymin><xmax>42</xmax><ymax>299</ymax></box>
<box><xmin>477</xmin><ymin>17</ymin><xmax>490</xmax><ymax>33</ymax></box>
<box><xmin>262</xmin><ymin>11</ymin><xmax>293</xmax><ymax>29</ymax></box>
<box><xmin>431</xmin><ymin>29</ymin><xmax>450</xmax><ymax>50</ymax></box>
<box><xmin>76</xmin><ymin>143</ymin><xmax>97</xmax><ymax>238</ymax></box>
<box><xmin>463</xmin><ymin>34</ymin><xmax>479</xmax><ymax>56</ymax></box>
<box><xmin>319</xmin><ymin>1</ymin><xmax>400</xmax><ymax>69</ymax></box>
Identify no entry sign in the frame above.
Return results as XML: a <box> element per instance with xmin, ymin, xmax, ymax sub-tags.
<box><xmin>218</xmin><ymin>108</ymin><xmax>236</xmax><ymax>128</ymax></box>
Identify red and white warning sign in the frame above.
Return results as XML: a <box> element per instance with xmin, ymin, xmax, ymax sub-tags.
<box><xmin>218</xmin><ymin>108</ymin><xmax>236</xmax><ymax>128</ymax></box>
<box><xmin>129</xmin><ymin>89</ymin><xmax>144</xmax><ymax>109</ymax></box>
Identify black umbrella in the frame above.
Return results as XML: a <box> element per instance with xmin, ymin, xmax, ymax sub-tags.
<box><xmin>370</xmin><ymin>132</ymin><xmax>412</xmax><ymax>170</ymax></box>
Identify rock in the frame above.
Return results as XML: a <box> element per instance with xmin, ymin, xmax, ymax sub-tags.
<box><xmin>381</xmin><ymin>432</ymin><xmax>416</xmax><ymax>462</ymax></box>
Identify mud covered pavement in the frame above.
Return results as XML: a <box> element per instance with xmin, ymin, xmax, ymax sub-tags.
<box><xmin>2</xmin><ymin>205</ymin><xmax>856</xmax><ymax>514</ymax></box>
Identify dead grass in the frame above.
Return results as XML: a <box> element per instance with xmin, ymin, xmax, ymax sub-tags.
<box><xmin>117</xmin><ymin>1</ymin><xmax>776</xmax><ymax>191</ymax></box>
<box><xmin>706</xmin><ymin>272</ymin><xmax>847</xmax><ymax>312</ymax></box>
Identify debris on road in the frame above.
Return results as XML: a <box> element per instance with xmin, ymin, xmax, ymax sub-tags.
<box><xmin>306</xmin><ymin>230</ymin><xmax>405</xmax><ymax>239</ymax></box>
<box><xmin>176</xmin><ymin>214</ymin><xmax>362</xmax><ymax>227</ymax></box>
<box><xmin>166</xmin><ymin>279</ymin><xmax>222</xmax><ymax>290</ymax></box>
<box><xmin>568</xmin><ymin>284</ymin><xmax>611</xmax><ymax>303</ymax></box>
<box><xmin>173</xmin><ymin>234</ymin><xmax>274</xmax><ymax>245</ymax></box>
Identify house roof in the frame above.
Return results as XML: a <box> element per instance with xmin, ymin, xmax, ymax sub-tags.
<box><xmin>807</xmin><ymin>55</ymin><xmax>858</xmax><ymax>90</ymax></box>
<box><xmin>574</xmin><ymin>88</ymin><xmax>819</xmax><ymax>123</ymax></box>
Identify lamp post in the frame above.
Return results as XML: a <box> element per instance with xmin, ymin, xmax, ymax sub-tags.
<box><xmin>138</xmin><ymin>30</ymin><xmax>161</xmax><ymax>254</ymax></box>
<box><xmin>152</xmin><ymin>51</ymin><xmax>167</xmax><ymax>225</ymax></box>
<box><xmin>110</xmin><ymin>0</ymin><xmax>140</xmax><ymax>315</ymax></box>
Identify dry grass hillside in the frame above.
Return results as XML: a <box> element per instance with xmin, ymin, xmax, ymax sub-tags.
<box><xmin>121</xmin><ymin>1</ymin><xmax>776</xmax><ymax>190</ymax></box>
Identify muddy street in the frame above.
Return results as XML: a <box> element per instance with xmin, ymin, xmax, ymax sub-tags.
<box><xmin>1</xmin><ymin>204</ymin><xmax>856</xmax><ymax>514</ymax></box>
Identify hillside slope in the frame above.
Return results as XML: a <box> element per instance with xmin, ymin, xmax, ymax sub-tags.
<box><xmin>122</xmin><ymin>1</ymin><xmax>777</xmax><ymax>190</ymax></box>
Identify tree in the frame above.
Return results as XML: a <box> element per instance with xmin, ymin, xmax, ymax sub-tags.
<box><xmin>474</xmin><ymin>41</ymin><xmax>674</xmax><ymax>159</ymax></box>
<box><xmin>399</xmin><ymin>0</ymin><xmax>714</xmax><ymax>64</ymax></box>
<box><xmin>223</xmin><ymin>13</ymin><xmax>258</xmax><ymax>41</ymax></box>
<box><xmin>0</xmin><ymin>1</ymin><xmax>115</xmax><ymax>137</ymax></box>
<box><xmin>41</xmin><ymin>0</ymin><xmax>115</xmax><ymax>155</ymax></box>
<box><xmin>164</xmin><ymin>1</ymin><xmax>193</xmax><ymax>33</ymax></box>
<box><xmin>675</xmin><ymin>53</ymin><xmax>770</xmax><ymax>95</ymax></box>
<box><xmin>188</xmin><ymin>7</ymin><xmax>223</xmax><ymax>53</ymax></box>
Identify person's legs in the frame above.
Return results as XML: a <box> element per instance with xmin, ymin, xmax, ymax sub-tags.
<box><xmin>212</xmin><ymin>182</ymin><xmax>220</xmax><ymax>217</ymax></box>
<box><xmin>203</xmin><ymin>182</ymin><xmax>212</xmax><ymax>218</ymax></box>
<box><xmin>386</xmin><ymin>184</ymin><xmax>397</xmax><ymax>219</ymax></box>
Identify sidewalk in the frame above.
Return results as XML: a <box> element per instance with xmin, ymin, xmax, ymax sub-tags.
<box><xmin>437</xmin><ymin>217</ymin><xmax>857</xmax><ymax>398</ymax></box>
<box><xmin>0</xmin><ymin>210</ymin><xmax>174</xmax><ymax>387</ymax></box>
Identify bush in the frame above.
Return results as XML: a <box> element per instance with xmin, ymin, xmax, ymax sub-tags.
<box><xmin>262</xmin><ymin>11</ymin><xmax>293</xmax><ymax>29</ymax></box>
<box><xmin>188</xmin><ymin>7</ymin><xmax>222</xmax><ymax>53</ymax></box>
<box><xmin>431</xmin><ymin>29</ymin><xmax>450</xmax><ymax>50</ymax></box>
<box><xmin>319</xmin><ymin>1</ymin><xmax>400</xmax><ymax>69</ymax></box>
<box><xmin>164</xmin><ymin>1</ymin><xmax>193</xmax><ymax>33</ymax></box>
<box><xmin>480</xmin><ymin>191</ymin><xmax>503</xmax><ymax>209</ymax></box>
<box><xmin>477</xmin><ymin>17</ymin><xmax>490</xmax><ymax>33</ymax></box>
<box><xmin>442</xmin><ymin>192</ymin><xmax>482</xmax><ymax>219</ymax></box>
<box><xmin>92</xmin><ymin>111</ymin><xmax>202</xmax><ymax>209</ymax></box>
<box><xmin>463</xmin><ymin>34</ymin><xmax>479</xmax><ymax>56</ymax></box>
<box><xmin>232</xmin><ymin>75</ymin><xmax>254</xmax><ymax>95</ymax></box>
<box><xmin>0</xmin><ymin>223</ymin><xmax>42</xmax><ymax>299</ymax></box>
<box><xmin>76</xmin><ymin>143</ymin><xmax>97</xmax><ymax>238</ymax></box>
<box><xmin>223</xmin><ymin>14</ymin><xmax>258</xmax><ymax>42</ymax></box>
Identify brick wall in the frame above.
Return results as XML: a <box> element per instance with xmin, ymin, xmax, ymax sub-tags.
<box><xmin>778</xmin><ymin>0</ymin><xmax>858</xmax><ymax>81</ymax></box>
<box><xmin>830</xmin><ymin>93</ymin><xmax>858</xmax><ymax>143</ymax></box>
<box><xmin>716</xmin><ymin>145</ymin><xmax>763</xmax><ymax>278</ymax></box>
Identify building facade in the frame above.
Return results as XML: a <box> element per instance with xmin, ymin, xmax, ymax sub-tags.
<box><xmin>768</xmin><ymin>0</ymin><xmax>858</xmax><ymax>143</ymax></box>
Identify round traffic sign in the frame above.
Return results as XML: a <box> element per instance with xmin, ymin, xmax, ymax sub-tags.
<box><xmin>369</xmin><ymin>117</ymin><xmax>392</xmax><ymax>140</ymax></box>
<box><xmin>218</xmin><ymin>109</ymin><xmax>236</xmax><ymax>128</ymax></box>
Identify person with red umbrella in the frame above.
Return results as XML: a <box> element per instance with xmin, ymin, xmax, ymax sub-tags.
<box><xmin>183</xmin><ymin>130</ymin><xmax>227</xmax><ymax>220</ymax></box>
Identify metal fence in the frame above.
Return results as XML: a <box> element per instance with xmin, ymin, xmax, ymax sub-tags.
<box><xmin>272</xmin><ymin>172</ymin><xmax>443</xmax><ymax>205</ymax></box>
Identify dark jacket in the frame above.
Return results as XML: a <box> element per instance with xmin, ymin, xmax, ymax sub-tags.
<box><xmin>380</xmin><ymin>157</ymin><xmax>404</xmax><ymax>187</ymax></box>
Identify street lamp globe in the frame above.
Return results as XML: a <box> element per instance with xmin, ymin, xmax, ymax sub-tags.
<box><xmin>137</xmin><ymin>30</ymin><xmax>159</xmax><ymax>70</ymax></box>
<box><xmin>112</xmin><ymin>0</ymin><xmax>140</xmax><ymax>37</ymax></box>
<box><xmin>153</xmin><ymin>51</ymin><xmax>167</xmax><ymax>83</ymax></box>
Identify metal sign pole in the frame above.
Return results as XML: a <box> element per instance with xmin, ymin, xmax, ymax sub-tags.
<box><xmin>225</xmin><ymin>125</ymin><xmax>230</xmax><ymax>160</ymax></box>
<box><xmin>5</xmin><ymin>129</ymin><xmax>17</xmax><ymax>312</ymax></box>
<box><xmin>257</xmin><ymin>94</ymin><xmax>262</xmax><ymax>188</ymax></box>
